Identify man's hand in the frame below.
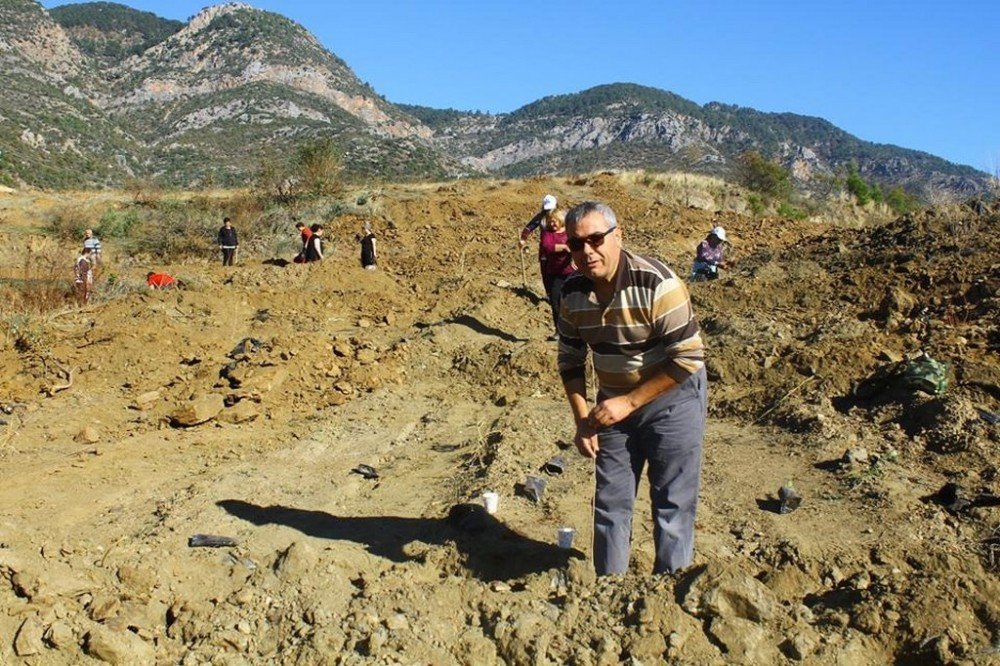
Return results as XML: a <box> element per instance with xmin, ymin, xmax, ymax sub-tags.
<box><xmin>589</xmin><ymin>395</ymin><xmax>636</xmax><ymax>429</ymax></box>
<box><xmin>574</xmin><ymin>422</ymin><xmax>600</xmax><ymax>459</ymax></box>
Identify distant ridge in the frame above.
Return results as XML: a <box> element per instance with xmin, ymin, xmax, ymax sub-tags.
<box><xmin>0</xmin><ymin>1</ymin><xmax>987</xmax><ymax>197</ymax></box>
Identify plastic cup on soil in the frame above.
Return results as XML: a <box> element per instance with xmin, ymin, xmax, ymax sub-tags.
<box><xmin>557</xmin><ymin>527</ymin><xmax>575</xmax><ymax>549</ymax></box>
<box><xmin>482</xmin><ymin>491</ymin><xmax>499</xmax><ymax>515</ymax></box>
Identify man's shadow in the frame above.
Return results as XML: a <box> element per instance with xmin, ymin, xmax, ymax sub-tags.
<box><xmin>512</xmin><ymin>285</ymin><xmax>544</xmax><ymax>306</ymax></box>
<box><xmin>217</xmin><ymin>499</ymin><xmax>577</xmax><ymax>581</ymax></box>
<box><xmin>415</xmin><ymin>314</ymin><xmax>527</xmax><ymax>343</ymax></box>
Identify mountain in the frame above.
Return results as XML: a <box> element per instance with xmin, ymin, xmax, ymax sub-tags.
<box><xmin>0</xmin><ymin>0</ymin><xmax>989</xmax><ymax>198</ymax></box>
<box><xmin>0</xmin><ymin>0</ymin><xmax>143</xmax><ymax>188</ymax></box>
<box><xmin>57</xmin><ymin>2</ymin><xmax>447</xmax><ymax>186</ymax></box>
<box><xmin>405</xmin><ymin>84</ymin><xmax>986</xmax><ymax>198</ymax></box>
<box><xmin>48</xmin><ymin>1</ymin><xmax>183</xmax><ymax>69</ymax></box>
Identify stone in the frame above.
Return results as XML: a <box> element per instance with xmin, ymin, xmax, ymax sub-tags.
<box><xmin>356</xmin><ymin>348</ymin><xmax>378</xmax><ymax>365</ymax></box>
<box><xmin>239</xmin><ymin>367</ymin><xmax>288</xmax><ymax>396</ymax></box>
<box><xmin>14</xmin><ymin>617</ymin><xmax>45</xmax><ymax>656</ymax></box>
<box><xmin>219</xmin><ymin>400</ymin><xmax>259</xmax><ymax>424</ymax></box>
<box><xmin>761</xmin><ymin>566</ymin><xmax>816</xmax><ymax>602</ymax></box>
<box><xmin>385</xmin><ymin>613</ymin><xmax>409</xmax><ymax>632</ymax></box>
<box><xmin>458</xmin><ymin>628</ymin><xmax>498</xmax><ymax>665</ymax></box>
<box><xmin>44</xmin><ymin>620</ymin><xmax>75</xmax><ymax>649</ymax></box>
<box><xmin>843</xmin><ymin>447</ymin><xmax>869</xmax><ymax>466</ymax></box>
<box><xmin>170</xmin><ymin>394</ymin><xmax>224</xmax><ymax>427</ymax></box>
<box><xmin>681</xmin><ymin>562</ymin><xmax>779</xmax><ymax>622</ymax></box>
<box><xmin>707</xmin><ymin>616</ymin><xmax>779</xmax><ymax>662</ymax></box>
<box><xmin>88</xmin><ymin>593</ymin><xmax>122</xmax><ymax>622</ymax></box>
<box><xmin>132</xmin><ymin>390</ymin><xmax>160</xmax><ymax>411</ymax></box>
<box><xmin>85</xmin><ymin>624</ymin><xmax>155</xmax><ymax>665</ymax></box>
<box><xmin>781</xmin><ymin>631</ymin><xmax>818</xmax><ymax>661</ymax></box>
<box><xmin>75</xmin><ymin>426</ymin><xmax>100</xmax><ymax>444</ymax></box>
<box><xmin>274</xmin><ymin>541</ymin><xmax>319</xmax><ymax>579</ymax></box>
<box><xmin>566</xmin><ymin>557</ymin><xmax>596</xmax><ymax>588</ymax></box>
<box><xmin>880</xmin><ymin>286</ymin><xmax>917</xmax><ymax>320</ymax></box>
<box><xmin>117</xmin><ymin>564</ymin><xmax>158</xmax><ymax>596</ymax></box>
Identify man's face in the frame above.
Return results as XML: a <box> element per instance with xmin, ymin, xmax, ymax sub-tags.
<box><xmin>568</xmin><ymin>211</ymin><xmax>620</xmax><ymax>283</ymax></box>
<box><xmin>84</xmin><ymin>230</ymin><xmax>92</xmax><ymax>238</ymax></box>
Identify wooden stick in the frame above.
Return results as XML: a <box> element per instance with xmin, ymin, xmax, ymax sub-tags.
<box><xmin>755</xmin><ymin>374</ymin><xmax>818</xmax><ymax>423</ymax></box>
<box><xmin>518</xmin><ymin>245</ymin><xmax>527</xmax><ymax>288</ymax></box>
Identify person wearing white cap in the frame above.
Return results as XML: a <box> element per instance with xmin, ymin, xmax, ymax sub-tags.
<box><xmin>518</xmin><ymin>194</ymin><xmax>560</xmax><ymax>249</ymax></box>
<box><xmin>518</xmin><ymin>194</ymin><xmax>568</xmax><ymax>312</ymax></box>
<box><xmin>690</xmin><ymin>226</ymin><xmax>731</xmax><ymax>281</ymax></box>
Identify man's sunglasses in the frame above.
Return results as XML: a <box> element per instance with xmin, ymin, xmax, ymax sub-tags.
<box><xmin>567</xmin><ymin>225</ymin><xmax>617</xmax><ymax>251</ymax></box>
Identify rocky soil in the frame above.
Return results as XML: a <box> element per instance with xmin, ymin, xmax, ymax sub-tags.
<box><xmin>1</xmin><ymin>176</ymin><xmax>999</xmax><ymax>664</ymax></box>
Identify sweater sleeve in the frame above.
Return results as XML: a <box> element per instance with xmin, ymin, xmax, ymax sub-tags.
<box><xmin>520</xmin><ymin>211</ymin><xmax>545</xmax><ymax>241</ymax></box>
<box><xmin>649</xmin><ymin>272</ymin><xmax>705</xmax><ymax>382</ymax></box>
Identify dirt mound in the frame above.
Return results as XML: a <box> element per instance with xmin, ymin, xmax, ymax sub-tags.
<box><xmin>1</xmin><ymin>181</ymin><xmax>999</xmax><ymax>664</ymax></box>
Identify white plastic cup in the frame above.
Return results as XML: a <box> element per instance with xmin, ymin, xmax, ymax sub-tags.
<box><xmin>482</xmin><ymin>491</ymin><xmax>499</xmax><ymax>515</ymax></box>
<box><xmin>557</xmin><ymin>527</ymin><xmax>575</xmax><ymax>549</ymax></box>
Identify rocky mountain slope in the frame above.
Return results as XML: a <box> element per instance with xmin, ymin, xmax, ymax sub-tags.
<box><xmin>48</xmin><ymin>1</ymin><xmax>183</xmax><ymax>69</ymax></box>
<box><xmin>405</xmin><ymin>84</ymin><xmax>987</xmax><ymax>198</ymax></box>
<box><xmin>0</xmin><ymin>0</ymin><xmax>990</xmax><ymax>196</ymax></box>
<box><xmin>0</xmin><ymin>0</ymin><xmax>143</xmax><ymax>188</ymax></box>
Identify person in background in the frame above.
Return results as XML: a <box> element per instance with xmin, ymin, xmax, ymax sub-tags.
<box><xmin>74</xmin><ymin>246</ymin><xmax>94</xmax><ymax>305</ymax></box>
<box><xmin>557</xmin><ymin>201</ymin><xmax>707</xmax><ymax>576</ymax></box>
<box><xmin>690</xmin><ymin>226</ymin><xmax>730</xmax><ymax>281</ymax></box>
<box><xmin>146</xmin><ymin>272</ymin><xmax>177</xmax><ymax>289</ymax></box>
<box><xmin>519</xmin><ymin>194</ymin><xmax>563</xmax><ymax>286</ymax></box>
<box><xmin>83</xmin><ymin>229</ymin><xmax>102</xmax><ymax>267</ymax></box>
<box><xmin>304</xmin><ymin>224</ymin><xmax>324</xmax><ymax>262</ymax></box>
<box><xmin>539</xmin><ymin>210</ymin><xmax>573</xmax><ymax>338</ymax></box>
<box><xmin>218</xmin><ymin>217</ymin><xmax>239</xmax><ymax>266</ymax></box>
<box><xmin>294</xmin><ymin>221</ymin><xmax>312</xmax><ymax>263</ymax></box>
<box><xmin>360</xmin><ymin>221</ymin><xmax>377</xmax><ymax>270</ymax></box>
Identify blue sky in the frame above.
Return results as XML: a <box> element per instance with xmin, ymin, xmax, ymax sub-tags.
<box><xmin>42</xmin><ymin>0</ymin><xmax>999</xmax><ymax>172</ymax></box>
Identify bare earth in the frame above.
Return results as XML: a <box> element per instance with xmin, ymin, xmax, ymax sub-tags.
<box><xmin>1</xmin><ymin>175</ymin><xmax>999</xmax><ymax>664</ymax></box>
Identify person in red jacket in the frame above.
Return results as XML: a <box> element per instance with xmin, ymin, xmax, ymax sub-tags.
<box><xmin>539</xmin><ymin>211</ymin><xmax>574</xmax><ymax>338</ymax></box>
<box><xmin>146</xmin><ymin>272</ymin><xmax>177</xmax><ymax>289</ymax></box>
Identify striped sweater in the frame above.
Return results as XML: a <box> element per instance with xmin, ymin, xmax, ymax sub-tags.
<box><xmin>557</xmin><ymin>248</ymin><xmax>704</xmax><ymax>397</ymax></box>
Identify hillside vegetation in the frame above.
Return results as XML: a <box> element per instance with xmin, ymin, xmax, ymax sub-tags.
<box><xmin>0</xmin><ymin>1</ymin><xmax>986</xmax><ymax>197</ymax></box>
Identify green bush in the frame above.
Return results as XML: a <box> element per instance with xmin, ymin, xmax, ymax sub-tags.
<box><xmin>47</xmin><ymin>206</ymin><xmax>91</xmax><ymax>239</ymax></box>
<box><xmin>747</xmin><ymin>193</ymin><xmax>766</xmax><ymax>218</ymax></box>
<box><xmin>738</xmin><ymin>151</ymin><xmax>791</xmax><ymax>200</ymax></box>
<box><xmin>845</xmin><ymin>160</ymin><xmax>885</xmax><ymax>206</ymax></box>
<box><xmin>886</xmin><ymin>186</ymin><xmax>918</xmax><ymax>214</ymax></box>
<box><xmin>97</xmin><ymin>208</ymin><xmax>140</xmax><ymax>238</ymax></box>
<box><xmin>296</xmin><ymin>137</ymin><xmax>343</xmax><ymax>197</ymax></box>
<box><xmin>777</xmin><ymin>201</ymin><xmax>807</xmax><ymax>220</ymax></box>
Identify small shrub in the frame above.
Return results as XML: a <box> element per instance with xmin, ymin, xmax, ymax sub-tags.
<box><xmin>296</xmin><ymin>137</ymin><xmax>343</xmax><ymax>197</ymax></box>
<box><xmin>777</xmin><ymin>201</ymin><xmax>808</xmax><ymax>220</ymax></box>
<box><xmin>97</xmin><ymin>208</ymin><xmax>140</xmax><ymax>238</ymax></box>
<box><xmin>738</xmin><ymin>151</ymin><xmax>792</xmax><ymax>200</ymax></box>
<box><xmin>124</xmin><ymin>177</ymin><xmax>162</xmax><ymax>207</ymax></box>
<box><xmin>747</xmin><ymin>193</ymin><xmax>766</xmax><ymax>218</ymax></box>
<box><xmin>886</xmin><ymin>186</ymin><xmax>918</xmax><ymax>214</ymax></box>
<box><xmin>47</xmin><ymin>206</ymin><xmax>91</xmax><ymax>240</ymax></box>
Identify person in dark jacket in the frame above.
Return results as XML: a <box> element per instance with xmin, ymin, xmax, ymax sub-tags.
<box><xmin>218</xmin><ymin>217</ymin><xmax>239</xmax><ymax>266</ymax></box>
<box><xmin>360</xmin><ymin>222</ymin><xmax>377</xmax><ymax>270</ymax></box>
<box><xmin>305</xmin><ymin>224</ymin><xmax>324</xmax><ymax>262</ymax></box>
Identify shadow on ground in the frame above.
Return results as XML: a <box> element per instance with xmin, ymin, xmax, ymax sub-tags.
<box><xmin>218</xmin><ymin>499</ymin><xmax>578</xmax><ymax>581</ymax></box>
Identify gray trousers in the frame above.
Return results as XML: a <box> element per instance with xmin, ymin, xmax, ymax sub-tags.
<box><xmin>593</xmin><ymin>368</ymin><xmax>707</xmax><ymax>575</ymax></box>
